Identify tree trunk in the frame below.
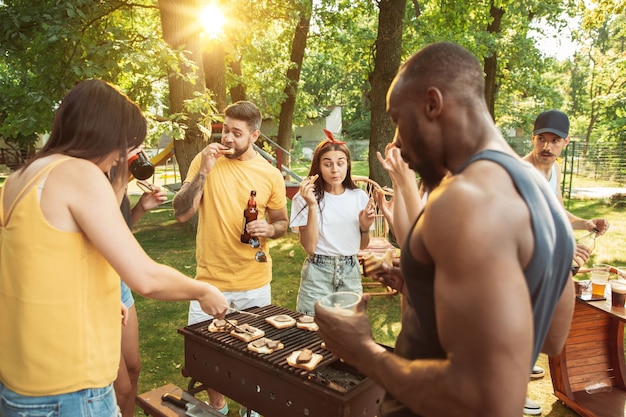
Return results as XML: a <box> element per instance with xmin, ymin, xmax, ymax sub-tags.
<box><xmin>158</xmin><ymin>0</ymin><xmax>207</xmax><ymax>182</ymax></box>
<box><xmin>203</xmin><ymin>40</ymin><xmax>228</xmax><ymax>114</ymax></box>
<box><xmin>229</xmin><ymin>58</ymin><xmax>247</xmax><ymax>103</ymax></box>
<box><xmin>368</xmin><ymin>0</ymin><xmax>405</xmax><ymax>188</ymax></box>
<box><xmin>484</xmin><ymin>1</ymin><xmax>504</xmax><ymax>120</ymax></box>
<box><xmin>276</xmin><ymin>1</ymin><xmax>312</xmax><ymax>171</ymax></box>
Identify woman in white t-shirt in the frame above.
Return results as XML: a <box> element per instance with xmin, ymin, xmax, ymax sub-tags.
<box><xmin>290</xmin><ymin>131</ymin><xmax>375</xmax><ymax>315</ymax></box>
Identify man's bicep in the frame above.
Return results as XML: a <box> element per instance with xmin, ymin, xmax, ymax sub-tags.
<box><xmin>427</xmin><ymin>197</ymin><xmax>533</xmax><ymax>379</ymax></box>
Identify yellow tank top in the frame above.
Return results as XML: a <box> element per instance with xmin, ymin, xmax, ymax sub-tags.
<box><xmin>0</xmin><ymin>158</ymin><xmax>120</xmax><ymax>395</ymax></box>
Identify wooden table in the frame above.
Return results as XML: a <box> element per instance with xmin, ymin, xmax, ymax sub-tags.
<box><xmin>549</xmin><ymin>297</ymin><xmax>626</xmax><ymax>416</ymax></box>
<box><xmin>136</xmin><ymin>383</ymin><xmax>223</xmax><ymax>417</ymax></box>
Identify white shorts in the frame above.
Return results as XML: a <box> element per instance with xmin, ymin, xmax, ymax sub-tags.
<box><xmin>188</xmin><ymin>283</ymin><xmax>272</xmax><ymax>325</ymax></box>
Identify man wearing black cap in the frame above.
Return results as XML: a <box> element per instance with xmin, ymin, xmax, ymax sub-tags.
<box><xmin>521</xmin><ymin>109</ymin><xmax>610</xmax><ymax>415</ymax></box>
<box><xmin>523</xmin><ymin>109</ymin><xmax>610</xmax><ymax>257</ymax></box>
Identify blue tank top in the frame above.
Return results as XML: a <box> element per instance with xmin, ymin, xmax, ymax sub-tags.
<box><xmin>382</xmin><ymin>150</ymin><xmax>573</xmax><ymax>417</ymax></box>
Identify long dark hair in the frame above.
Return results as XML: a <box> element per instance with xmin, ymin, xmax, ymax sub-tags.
<box><xmin>24</xmin><ymin>79</ymin><xmax>146</xmax><ymax>170</ymax></box>
<box><xmin>308</xmin><ymin>139</ymin><xmax>357</xmax><ymax>205</ymax></box>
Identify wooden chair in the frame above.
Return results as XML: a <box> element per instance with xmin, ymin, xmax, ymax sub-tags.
<box><xmin>352</xmin><ymin>175</ymin><xmax>398</xmax><ymax>297</ymax></box>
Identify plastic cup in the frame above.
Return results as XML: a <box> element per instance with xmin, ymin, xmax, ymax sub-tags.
<box><xmin>591</xmin><ymin>270</ymin><xmax>610</xmax><ymax>281</ymax></box>
<box><xmin>575</xmin><ymin>279</ymin><xmax>592</xmax><ymax>299</ymax></box>
<box><xmin>610</xmin><ymin>281</ymin><xmax>626</xmax><ymax>307</ymax></box>
<box><xmin>591</xmin><ymin>271</ymin><xmax>610</xmax><ymax>297</ymax></box>
<box><xmin>317</xmin><ymin>291</ymin><xmax>361</xmax><ymax>316</ymax></box>
<box><xmin>585</xmin><ymin>377</ymin><xmax>613</xmax><ymax>394</ymax></box>
<box><xmin>591</xmin><ymin>280</ymin><xmax>607</xmax><ymax>297</ymax></box>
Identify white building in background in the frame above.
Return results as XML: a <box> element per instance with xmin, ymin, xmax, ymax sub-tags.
<box><xmin>261</xmin><ymin>106</ymin><xmax>343</xmax><ymax>160</ymax></box>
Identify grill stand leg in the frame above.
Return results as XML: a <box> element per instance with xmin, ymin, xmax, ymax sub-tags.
<box><xmin>186</xmin><ymin>378</ymin><xmax>207</xmax><ymax>396</ymax></box>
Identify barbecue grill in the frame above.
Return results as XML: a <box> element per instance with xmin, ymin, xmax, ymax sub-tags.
<box><xmin>180</xmin><ymin>304</ymin><xmax>386</xmax><ymax>417</ymax></box>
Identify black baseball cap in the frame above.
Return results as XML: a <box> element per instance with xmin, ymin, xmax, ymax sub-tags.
<box><xmin>533</xmin><ymin>110</ymin><xmax>569</xmax><ymax>138</ymax></box>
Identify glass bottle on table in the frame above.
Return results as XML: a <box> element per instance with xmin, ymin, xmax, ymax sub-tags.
<box><xmin>240</xmin><ymin>190</ymin><xmax>257</xmax><ymax>244</ymax></box>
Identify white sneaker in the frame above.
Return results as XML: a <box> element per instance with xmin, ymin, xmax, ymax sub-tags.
<box><xmin>239</xmin><ymin>408</ymin><xmax>260</xmax><ymax>417</ymax></box>
<box><xmin>523</xmin><ymin>397</ymin><xmax>542</xmax><ymax>415</ymax></box>
<box><xmin>530</xmin><ymin>365</ymin><xmax>545</xmax><ymax>379</ymax></box>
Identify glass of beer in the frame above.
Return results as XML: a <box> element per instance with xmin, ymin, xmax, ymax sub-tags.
<box><xmin>610</xmin><ymin>281</ymin><xmax>626</xmax><ymax>307</ymax></box>
<box><xmin>591</xmin><ymin>270</ymin><xmax>610</xmax><ymax>297</ymax></box>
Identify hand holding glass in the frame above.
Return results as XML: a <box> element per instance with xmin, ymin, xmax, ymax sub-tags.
<box><xmin>317</xmin><ymin>292</ymin><xmax>360</xmax><ymax>316</ymax></box>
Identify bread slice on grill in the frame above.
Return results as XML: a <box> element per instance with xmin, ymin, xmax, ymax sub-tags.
<box><xmin>247</xmin><ymin>337</ymin><xmax>285</xmax><ymax>354</ymax></box>
<box><xmin>208</xmin><ymin>318</ymin><xmax>238</xmax><ymax>333</ymax></box>
<box><xmin>286</xmin><ymin>349</ymin><xmax>323</xmax><ymax>371</ymax></box>
<box><xmin>296</xmin><ymin>315</ymin><xmax>318</xmax><ymax>332</ymax></box>
<box><xmin>230</xmin><ymin>323</ymin><xmax>265</xmax><ymax>342</ymax></box>
<box><xmin>265</xmin><ymin>314</ymin><xmax>296</xmax><ymax>329</ymax></box>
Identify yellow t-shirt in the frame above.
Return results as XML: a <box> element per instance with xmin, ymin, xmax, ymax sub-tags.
<box><xmin>186</xmin><ymin>152</ymin><xmax>286</xmax><ymax>291</ymax></box>
<box><xmin>0</xmin><ymin>158</ymin><xmax>119</xmax><ymax>395</ymax></box>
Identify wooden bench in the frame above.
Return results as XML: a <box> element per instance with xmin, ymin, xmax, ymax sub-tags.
<box><xmin>136</xmin><ymin>383</ymin><xmax>223</xmax><ymax>417</ymax></box>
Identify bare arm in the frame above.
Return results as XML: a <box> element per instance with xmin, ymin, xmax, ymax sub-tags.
<box><xmin>130</xmin><ymin>185</ymin><xmax>168</xmax><ymax>226</ymax></box>
<box><xmin>45</xmin><ymin>160</ymin><xmax>228</xmax><ymax>319</ymax></box>
<box><xmin>298</xmin><ymin>203</ymin><xmax>319</xmax><ymax>255</ymax></box>
<box><xmin>376</xmin><ymin>147</ymin><xmax>422</xmax><ymax>244</ymax></box>
<box><xmin>267</xmin><ymin>206</ymin><xmax>289</xmax><ymax>238</ymax></box>
<box><xmin>358</xmin><ymin>198</ymin><xmax>375</xmax><ymax>249</ymax></box>
<box><xmin>554</xmin><ymin>163</ymin><xmax>610</xmax><ymax>234</ymax></box>
<box><xmin>172</xmin><ymin>175</ymin><xmax>206</xmax><ymax>223</ymax></box>
<box><xmin>541</xmin><ymin>278</ymin><xmax>574</xmax><ymax>356</ymax></box>
<box><xmin>247</xmin><ymin>205</ymin><xmax>289</xmax><ymax>242</ymax></box>
<box><xmin>173</xmin><ymin>144</ymin><xmax>233</xmax><ymax>223</ymax></box>
<box><xmin>295</xmin><ymin>176</ymin><xmax>319</xmax><ymax>254</ymax></box>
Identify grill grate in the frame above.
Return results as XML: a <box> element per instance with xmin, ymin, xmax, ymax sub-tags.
<box><xmin>180</xmin><ymin>305</ymin><xmax>385</xmax><ymax>417</ymax></box>
<box><xmin>185</xmin><ymin>305</ymin><xmax>350</xmax><ymax>382</ymax></box>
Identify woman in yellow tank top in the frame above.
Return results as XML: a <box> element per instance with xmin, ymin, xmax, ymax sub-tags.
<box><xmin>0</xmin><ymin>80</ymin><xmax>228</xmax><ymax>417</ymax></box>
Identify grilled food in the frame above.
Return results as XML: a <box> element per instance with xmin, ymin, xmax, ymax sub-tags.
<box><xmin>296</xmin><ymin>315</ymin><xmax>318</xmax><ymax>331</ymax></box>
<box><xmin>208</xmin><ymin>318</ymin><xmax>238</xmax><ymax>333</ymax></box>
<box><xmin>265</xmin><ymin>314</ymin><xmax>297</xmax><ymax>329</ymax></box>
<box><xmin>362</xmin><ymin>248</ymin><xmax>394</xmax><ymax>276</ymax></box>
<box><xmin>286</xmin><ymin>348</ymin><xmax>323</xmax><ymax>371</ymax></box>
<box><xmin>247</xmin><ymin>337</ymin><xmax>285</xmax><ymax>354</ymax></box>
<box><xmin>230</xmin><ymin>323</ymin><xmax>265</xmax><ymax>342</ymax></box>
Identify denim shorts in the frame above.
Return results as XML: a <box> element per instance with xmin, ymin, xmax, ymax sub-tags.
<box><xmin>120</xmin><ymin>280</ymin><xmax>134</xmax><ymax>309</ymax></box>
<box><xmin>0</xmin><ymin>381</ymin><xmax>119</xmax><ymax>417</ymax></box>
<box><xmin>296</xmin><ymin>254</ymin><xmax>362</xmax><ymax>316</ymax></box>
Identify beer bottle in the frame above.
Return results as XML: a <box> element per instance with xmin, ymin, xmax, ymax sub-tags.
<box><xmin>571</xmin><ymin>231</ymin><xmax>597</xmax><ymax>275</ymax></box>
<box><xmin>240</xmin><ymin>190</ymin><xmax>257</xmax><ymax>243</ymax></box>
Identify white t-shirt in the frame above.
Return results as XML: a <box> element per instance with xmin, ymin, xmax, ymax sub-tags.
<box><xmin>290</xmin><ymin>188</ymin><xmax>369</xmax><ymax>256</ymax></box>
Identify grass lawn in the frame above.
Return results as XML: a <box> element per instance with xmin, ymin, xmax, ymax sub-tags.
<box><xmin>131</xmin><ymin>178</ymin><xmax>626</xmax><ymax>416</ymax></box>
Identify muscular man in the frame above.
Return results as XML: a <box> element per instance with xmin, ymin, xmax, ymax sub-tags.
<box><xmin>315</xmin><ymin>42</ymin><xmax>575</xmax><ymax>417</ymax></box>
<box><xmin>173</xmin><ymin>101</ymin><xmax>288</xmax><ymax>417</ymax></box>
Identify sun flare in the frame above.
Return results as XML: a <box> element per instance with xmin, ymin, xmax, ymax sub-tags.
<box><xmin>199</xmin><ymin>4</ymin><xmax>226</xmax><ymax>38</ymax></box>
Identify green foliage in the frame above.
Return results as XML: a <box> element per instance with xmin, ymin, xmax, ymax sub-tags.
<box><xmin>0</xmin><ymin>0</ymin><xmax>624</xmax><ymax>171</ymax></box>
<box><xmin>0</xmin><ymin>0</ymin><xmax>180</xmax><ymax>148</ymax></box>
<box><xmin>569</xmin><ymin>3</ymin><xmax>626</xmax><ymax>144</ymax></box>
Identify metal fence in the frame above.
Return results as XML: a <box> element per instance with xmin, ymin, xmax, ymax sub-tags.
<box><xmin>507</xmin><ymin>137</ymin><xmax>626</xmax><ymax>197</ymax></box>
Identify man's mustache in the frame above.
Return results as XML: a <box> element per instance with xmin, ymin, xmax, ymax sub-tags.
<box><xmin>540</xmin><ymin>151</ymin><xmax>556</xmax><ymax>157</ymax></box>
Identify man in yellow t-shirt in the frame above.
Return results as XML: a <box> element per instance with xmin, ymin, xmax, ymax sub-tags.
<box><xmin>173</xmin><ymin>100</ymin><xmax>288</xmax><ymax>417</ymax></box>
